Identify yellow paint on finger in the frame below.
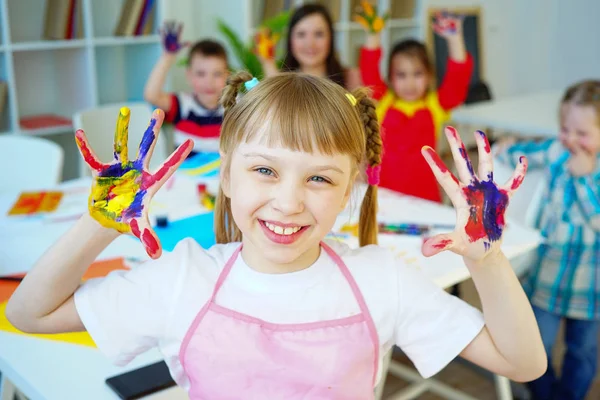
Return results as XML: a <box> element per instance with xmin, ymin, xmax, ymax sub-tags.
<box><xmin>114</xmin><ymin>107</ymin><xmax>130</xmax><ymax>161</ymax></box>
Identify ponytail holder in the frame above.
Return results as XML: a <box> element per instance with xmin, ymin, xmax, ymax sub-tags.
<box><xmin>366</xmin><ymin>165</ymin><xmax>381</xmax><ymax>186</ymax></box>
<box><xmin>244</xmin><ymin>77</ymin><xmax>259</xmax><ymax>91</ymax></box>
<box><xmin>345</xmin><ymin>93</ymin><xmax>357</xmax><ymax>106</ymax></box>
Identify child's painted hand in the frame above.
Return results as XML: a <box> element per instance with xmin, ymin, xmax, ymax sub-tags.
<box><xmin>75</xmin><ymin>108</ymin><xmax>194</xmax><ymax>259</ymax></box>
<box><xmin>254</xmin><ymin>28</ymin><xmax>280</xmax><ymax>61</ymax></box>
<box><xmin>432</xmin><ymin>10</ymin><xmax>464</xmax><ymax>38</ymax></box>
<box><xmin>568</xmin><ymin>143</ymin><xmax>597</xmax><ymax>176</ymax></box>
<box><xmin>160</xmin><ymin>21</ymin><xmax>189</xmax><ymax>54</ymax></box>
<box><xmin>421</xmin><ymin>126</ymin><xmax>528</xmax><ymax>262</ymax></box>
<box><xmin>354</xmin><ymin>1</ymin><xmax>388</xmax><ymax>34</ymax></box>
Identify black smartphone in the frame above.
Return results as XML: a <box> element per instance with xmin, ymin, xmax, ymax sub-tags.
<box><xmin>105</xmin><ymin>361</ymin><xmax>176</xmax><ymax>400</ymax></box>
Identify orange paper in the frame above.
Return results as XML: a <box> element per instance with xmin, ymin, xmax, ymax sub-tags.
<box><xmin>0</xmin><ymin>258</ymin><xmax>130</xmax><ymax>347</ymax></box>
<box><xmin>7</xmin><ymin>191</ymin><xmax>64</xmax><ymax>215</ymax></box>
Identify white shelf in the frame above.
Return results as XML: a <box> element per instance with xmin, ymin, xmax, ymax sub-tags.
<box><xmin>388</xmin><ymin>19</ymin><xmax>420</xmax><ymax>29</ymax></box>
<box><xmin>11</xmin><ymin>39</ymin><xmax>87</xmax><ymax>52</ymax></box>
<box><xmin>19</xmin><ymin>124</ymin><xmax>73</xmax><ymax>137</ymax></box>
<box><xmin>93</xmin><ymin>35</ymin><xmax>160</xmax><ymax>47</ymax></box>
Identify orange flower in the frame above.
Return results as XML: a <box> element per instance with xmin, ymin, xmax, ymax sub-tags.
<box><xmin>361</xmin><ymin>0</ymin><xmax>375</xmax><ymax>18</ymax></box>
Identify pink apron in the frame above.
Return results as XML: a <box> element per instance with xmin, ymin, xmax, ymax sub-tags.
<box><xmin>179</xmin><ymin>242</ymin><xmax>380</xmax><ymax>399</ymax></box>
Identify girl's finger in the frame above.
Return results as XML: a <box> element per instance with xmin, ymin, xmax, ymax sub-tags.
<box><xmin>130</xmin><ymin>218</ymin><xmax>162</xmax><ymax>259</ymax></box>
<box><xmin>422</xmin><ymin>232</ymin><xmax>457</xmax><ymax>257</ymax></box>
<box><xmin>145</xmin><ymin>139</ymin><xmax>194</xmax><ymax>191</ymax></box>
<box><xmin>475</xmin><ymin>130</ymin><xmax>494</xmax><ymax>181</ymax></box>
<box><xmin>113</xmin><ymin>107</ymin><xmax>130</xmax><ymax>162</ymax></box>
<box><xmin>501</xmin><ymin>155</ymin><xmax>528</xmax><ymax>194</ymax></box>
<box><xmin>75</xmin><ymin>129</ymin><xmax>107</xmax><ymax>172</ymax></box>
<box><xmin>421</xmin><ymin>146</ymin><xmax>462</xmax><ymax>205</ymax></box>
<box><xmin>445</xmin><ymin>126</ymin><xmax>476</xmax><ymax>184</ymax></box>
<box><xmin>137</xmin><ymin>109</ymin><xmax>165</xmax><ymax>168</ymax></box>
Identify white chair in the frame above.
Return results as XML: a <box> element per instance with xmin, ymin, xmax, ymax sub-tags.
<box><xmin>73</xmin><ymin>103</ymin><xmax>169</xmax><ymax>177</ymax></box>
<box><xmin>0</xmin><ymin>135</ymin><xmax>64</xmax><ymax>192</ymax></box>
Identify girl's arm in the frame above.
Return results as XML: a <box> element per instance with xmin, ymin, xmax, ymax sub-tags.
<box><xmin>144</xmin><ymin>21</ymin><xmax>188</xmax><ymax>111</ymax></box>
<box><xmin>433</xmin><ymin>12</ymin><xmax>473</xmax><ymax>110</ymax></box>
<box><xmin>6</xmin><ymin>215</ymin><xmax>118</xmax><ymax>332</ymax></box>
<box><xmin>6</xmin><ymin>109</ymin><xmax>193</xmax><ymax>334</ymax></box>
<box><xmin>495</xmin><ymin>138</ymin><xmax>561</xmax><ymax>170</ymax></box>
<box><xmin>254</xmin><ymin>28</ymin><xmax>280</xmax><ymax>78</ymax></box>
<box><xmin>359</xmin><ymin>33</ymin><xmax>388</xmax><ymax>101</ymax></box>
<box><xmin>459</xmin><ymin>252</ymin><xmax>546</xmax><ymax>381</ymax></box>
<box><xmin>354</xmin><ymin>2</ymin><xmax>388</xmax><ymax>100</ymax></box>
<box><xmin>421</xmin><ymin>126</ymin><xmax>546</xmax><ymax>382</ymax></box>
<box><xmin>144</xmin><ymin>53</ymin><xmax>178</xmax><ymax>112</ymax></box>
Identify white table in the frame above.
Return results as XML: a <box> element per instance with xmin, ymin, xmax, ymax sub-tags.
<box><xmin>0</xmin><ymin>177</ymin><xmax>542</xmax><ymax>400</ymax></box>
<box><xmin>450</xmin><ymin>90</ymin><xmax>563</xmax><ymax>139</ymax></box>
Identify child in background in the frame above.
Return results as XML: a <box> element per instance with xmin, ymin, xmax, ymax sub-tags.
<box><xmin>257</xmin><ymin>4</ymin><xmax>362</xmax><ymax>90</ymax></box>
<box><xmin>144</xmin><ymin>21</ymin><xmax>229</xmax><ymax>154</ymax></box>
<box><xmin>7</xmin><ymin>73</ymin><xmax>545</xmax><ymax>398</ymax></box>
<box><xmin>358</xmin><ymin>8</ymin><xmax>472</xmax><ymax>202</ymax></box>
<box><xmin>495</xmin><ymin>80</ymin><xmax>600</xmax><ymax>400</ymax></box>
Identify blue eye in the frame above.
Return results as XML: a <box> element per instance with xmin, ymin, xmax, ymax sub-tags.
<box><xmin>310</xmin><ymin>176</ymin><xmax>330</xmax><ymax>184</ymax></box>
<box><xmin>256</xmin><ymin>167</ymin><xmax>274</xmax><ymax>176</ymax></box>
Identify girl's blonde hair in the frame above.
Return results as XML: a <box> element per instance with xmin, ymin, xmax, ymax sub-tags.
<box><xmin>215</xmin><ymin>71</ymin><xmax>383</xmax><ymax>247</ymax></box>
<box><xmin>561</xmin><ymin>80</ymin><xmax>600</xmax><ymax>125</ymax></box>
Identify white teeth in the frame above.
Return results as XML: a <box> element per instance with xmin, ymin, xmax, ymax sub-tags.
<box><xmin>265</xmin><ymin>222</ymin><xmax>301</xmax><ymax>235</ymax></box>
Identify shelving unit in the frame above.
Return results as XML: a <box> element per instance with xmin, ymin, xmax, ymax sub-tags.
<box><xmin>0</xmin><ymin>0</ymin><xmax>166</xmax><ymax>138</ymax></box>
<box><xmin>246</xmin><ymin>0</ymin><xmax>423</xmax><ymax>76</ymax></box>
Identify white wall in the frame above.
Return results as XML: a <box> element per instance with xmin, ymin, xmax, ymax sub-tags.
<box><xmin>166</xmin><ymin>0</ymin><xmax>600</xmax><ymax>99</ymax></box>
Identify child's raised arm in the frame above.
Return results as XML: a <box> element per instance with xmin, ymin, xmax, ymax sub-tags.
<box><xmin>144</xmin><ymin>21</ymin><xmax>189</xmax><ymax>112</ymax></box>
<box><xmin>254</xmin><ymin>28</ymin><xmax>280</xmax><ymax>78</ymax></box>
<box><xmin>420</xmin><ymin>127</ymin><xmax>547</xmax><ymax>382</ymax></box>
<box><xmin>6</xmin><ymin>109</ymin><xmax>193</xmax><ymax>334</ymax></box>
<box><xmin>495</xmin><ymin>138</ymin><xmax>562</xmax><ymax>170</ymax></box>
<box><xmin>356</xmin><ymin>1</ymin><xmax>388</xmax><ymax>100</ymax></box>
<box><xmin>433</xmin><ymin>12</ymin><xmax>473</xmax><ymax>110</ymax></box>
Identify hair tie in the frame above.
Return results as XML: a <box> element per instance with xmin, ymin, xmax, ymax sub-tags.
<box><xmin>345</xmin><ymin>93</ymin><xmax>357</xmax><ymax>106</ymax></box>
<box><xmin>366</xmin><ymin>165</ymin><xmax>381</xmax><ymax>186</ymax></box>
<box><xmin>244</xmin><ymin>77</ymin><xmax>259</xmax><ymax>91</ymax></box>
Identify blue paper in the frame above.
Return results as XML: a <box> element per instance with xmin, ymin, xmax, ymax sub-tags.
<box><xmin>179</xmin><ymin>152</ymin><xmax>220</xmax><ymax>177</ymax></box>
<box><xmin>152</xmin><ymin>212</ymin><xmax>215</xmax><ymax>252</ymax></box>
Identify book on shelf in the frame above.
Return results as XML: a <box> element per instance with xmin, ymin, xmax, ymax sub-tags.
<box><xmin>20</xmin><ymin>114</ymin><xmax>72</xmax><ymax>131</ymax></box>
<box><xmin>115</xmin><ymin>0</ymin><xmax>156</xmax><ymax>36</ymax></box>
<box><xmin>43</xmin><ymin>0</ymin><xmax>83</xmax><ymax>40</ymax></box>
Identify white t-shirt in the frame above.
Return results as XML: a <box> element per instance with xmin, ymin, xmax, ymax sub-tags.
<box><xmin>74</xmin><ymin>239</ymin><xmax>484</xmax><ymax>390</ymax></box>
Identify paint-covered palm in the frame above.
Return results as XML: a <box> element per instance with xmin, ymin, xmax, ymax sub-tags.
<box><xmin>421</xmin><ymin>126</ymin><xmax>527</xmax><ymax>261</ymax></box>
<box><xmin>432</xmin><ymin>10</ymin><xmax>464</xmax><ymax>38</ymax></box>
<box><xmin>75</xmin><ymin>108</ymin><xmax>194</xmax><ymax>259</ymax></box>
<box><xmin>160</xmin><ymin>21</ymin><xmax>187</xmax><ymax>53</ymax></box>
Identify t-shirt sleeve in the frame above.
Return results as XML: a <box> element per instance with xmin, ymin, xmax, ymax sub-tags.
<box><xmin>393</xmin><ymin>262</ymin><xmax>484</xmax><ymax>378</ymax></box>
<box><xmin>164</xmin><ymin>93</ymin><xmax>182</xmax><ymax>124</ymax></box>
<box><xmin>74</xmin><ymin>241</ymin><xmax>189</xmax><ymax>366</ymax></box>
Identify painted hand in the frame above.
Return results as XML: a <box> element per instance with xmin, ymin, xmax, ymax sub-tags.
<box><xmin>160</xmin><ymin>21</ymin><xmax>188</xmax><ymax>53</ymax></box>
<box><xmin>432</xmin><ymin>10</ymin><xmax>464</xmax><ymax>38</ymax></box>
<box><xmin>254</xmin><ymin>28</ymin><xmax>279</xmax><ymax>61</ymax></box>
<box><xmin>75</xmin><ymin>108</ymin><xmax>194</xmax><ymax>259</ymax></box>
<box><xmin>354</xmin><ymin>0</ymin><xmax>388</xmax><ymax>34</ymax></box>
<box><xmin>421</xmin><ymin>126</ymin><xmax>528</xmax><ymax>261</ymax></box>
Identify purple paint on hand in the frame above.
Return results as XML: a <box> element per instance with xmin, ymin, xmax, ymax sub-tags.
<box><xmin>462</xmin><ymin>179</ymin><xmax>509</xmax><ymax>243</ymax></box>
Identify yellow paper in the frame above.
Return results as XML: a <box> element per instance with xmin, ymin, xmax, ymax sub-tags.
<box><xmin>8</xmin><ymin>191</ymin><xmax>64</xmax><ymax>215</ymax></box>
